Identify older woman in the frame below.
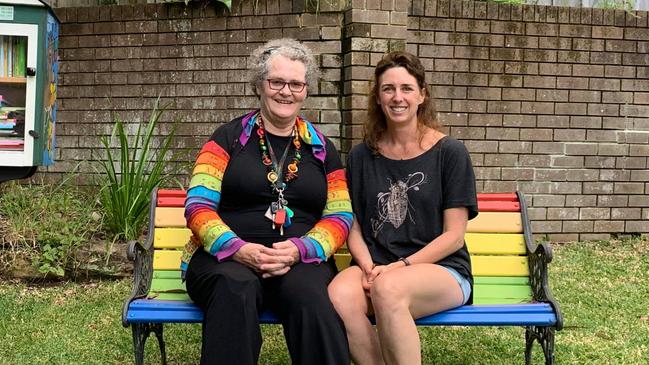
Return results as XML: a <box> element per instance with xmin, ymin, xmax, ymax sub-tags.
<box><xmin>328</xmin><ymin>51</ymin><xmax>478</xmax><ymax>364</ymax></box>
<box><xmin>182</xmin><ymin>38</ymin><xmax>352</xmax><ymax>365</ymax></box>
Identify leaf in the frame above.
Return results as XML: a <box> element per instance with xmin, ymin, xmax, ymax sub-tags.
<box><xmin>217</xmin><ymin>0</ymin><xmax>231</xmax><ymax>10</ymax></box>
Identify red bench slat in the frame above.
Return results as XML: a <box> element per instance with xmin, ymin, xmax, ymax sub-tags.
<box><xmin>158</xmin><ymin>189</ymin><xmax>187</xmax><ymax>198</ymax></box>
<box><xmin>477</xmin><ymin>200</ymin><xmax>520</xmax><ymax>212</ymax></box>
<box><xmin>477</xmin><ymin>193</ymin><xmax>518</xmax><ymax>202</ymax></box>
<box><xmin>157</xmin><ymin>190</ymin><xmax>187</xmax><ymax>207</ymax></box>
<box><xmin>157</xmin><ymin>197</ymin><xmax>186</xmax><ymax>207</ymax></box>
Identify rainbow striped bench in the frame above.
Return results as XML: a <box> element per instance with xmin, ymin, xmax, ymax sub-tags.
<box><xmin>122</xmin><ymin>189</ymin><xmax>562</xmax><ymax>364</ymax></box>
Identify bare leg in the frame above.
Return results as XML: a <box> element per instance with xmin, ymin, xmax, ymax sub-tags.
<box><xmin>371</xmin><ymin>264</ymin><xmax>464</xmax><ymax>365</ymax></box>
<box><xmin>329</xmin><ymin>266</ymin><xmax>384</xmax><ymax>365</ymax></box>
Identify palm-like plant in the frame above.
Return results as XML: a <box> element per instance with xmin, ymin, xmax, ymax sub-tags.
<box><xmin>96</xmin><ymin>98</ymin><xmax>179</xmax><ymax>241</ymax></box>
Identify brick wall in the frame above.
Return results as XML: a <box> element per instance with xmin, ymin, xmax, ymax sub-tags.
<box><xmin>51</xmin><ymin>0</ymin><xmax>345</xmax><ymax>180</ymax></box>
<box><xmin>408</xmin><ymin>1</ymin><xmax>649</xmax><ymax>241</ymax></box>
<box><xmin>46</xmin><ymin>0</ymin><xmax>648</xmax><ymax>241</ymax></box>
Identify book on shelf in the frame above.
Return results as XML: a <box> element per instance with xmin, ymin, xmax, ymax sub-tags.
<box><xmin>0</xmin><ymin>35</ymin><xmax>27</xmax><ymax>78</ymax></box>
<box><xmin>0</xmin><ymin>138</ymin><xmax>24</xmax><ymax>149</ymax></box>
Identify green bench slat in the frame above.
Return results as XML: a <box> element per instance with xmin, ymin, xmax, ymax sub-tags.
<box><xmin>473</xmin><ymin>284</ymin><xmax>532</xmax><ymax>299</ymax></box>
<box><xmin>150</xmin><ymin>292</ymin><xmax>191</xmax><ymax>301</ymax></box>
<box><xmin>474</xmin><ymin>276</ymin><xmax>529</xmax><ymax>285</ymax></box>
<box><xmin>149</xmin><ymin>272</ymin><xmax>532</xmax><ymax>305</ymax></box>
<box><xmin>152</xmin><ymin>270</ymin><xmax>182</xmax><ymax>279</ymax></box>
<box><xmin>472</xmin><ymin>297</ymin><xmax>530</xmax><ymax>305</ymax></box>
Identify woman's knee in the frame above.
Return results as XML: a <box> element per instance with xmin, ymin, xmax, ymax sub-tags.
<box><xmin>371</xmin><ymin>273</ymin><xmax>409</xmax><ymax>312</ymax></box>
<box><xmin>328</xmin><ymin>271</ymin><xmax>366</xmax><ymax>315</ymax></box>
<box><xmin>191</xmin><ymin>262</ymin><xmax>262</xmax><ymax>307</ymax></box>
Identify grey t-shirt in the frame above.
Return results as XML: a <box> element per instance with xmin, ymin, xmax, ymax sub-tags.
<box><xmin>346</xmin><ymin>137</ymin><xmax>478</xmax><ymax>303</ymax></box>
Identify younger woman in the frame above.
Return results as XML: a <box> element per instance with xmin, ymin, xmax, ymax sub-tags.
<box><xmin>328</xmin><ymin>51</ymin><xmax>478</xmax><ymax>365</ymax></box>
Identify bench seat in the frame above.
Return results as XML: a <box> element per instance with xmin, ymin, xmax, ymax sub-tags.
<box><xmin>127</xmin><ymin>299</ymin><xmax>557</xmax><ymax>327</ymax></box>
<box><xmin>123</xmin><ymin>189</ymin><xmax>562</xmax><ymax>365</ymax></box>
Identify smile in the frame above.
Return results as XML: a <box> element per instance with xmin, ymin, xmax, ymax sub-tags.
<box><xmin>275</xmin><ymin>100</ymin><xmax>293</xmax><ymax>104</ymax></box>
<box><xmin>390</xmin><ymin>106</ymin><xmax>407</xmax><ymax>112</ymax></box>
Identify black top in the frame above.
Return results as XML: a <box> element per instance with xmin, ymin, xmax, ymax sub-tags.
<box><xmin>210</xmin><ymin>116</ymin><xmax>343</xmax><ymax>246</ymax></box>
<box><xmin>346</xmin><ymin>137</ymin><xmax>478</xmax><ymax>303</ymax></box>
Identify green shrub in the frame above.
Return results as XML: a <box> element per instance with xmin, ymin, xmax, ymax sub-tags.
<box><xmin>95</xmin><ymin>98</ymin><xmax>181</xmax><ymax>242</ymax></box>
<box><xmin>0</xmin><ymin>180</ymin><xmax>104</xmax><ymax>277</ymax></box>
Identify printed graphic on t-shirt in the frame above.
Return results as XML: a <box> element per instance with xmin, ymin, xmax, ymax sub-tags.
<box><xmin>371</xmin><ymin>172</ymin><xmax>426</xmax><ymax>237</ymax></box>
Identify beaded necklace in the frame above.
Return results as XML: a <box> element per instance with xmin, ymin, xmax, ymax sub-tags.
<box><xmin>257</xmin><ymin>117</ymin><xmax>301</xmax><ymax>235</ymax></box>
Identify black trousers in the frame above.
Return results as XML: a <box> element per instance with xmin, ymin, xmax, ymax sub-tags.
<box><xmin>185</xmin><ymin>249</ymin><xmax>350</xmax><ymax>365</ymax></box>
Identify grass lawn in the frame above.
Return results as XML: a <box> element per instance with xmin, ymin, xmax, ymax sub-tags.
<box><xmin>1</xmin><ymin>239</ymin><xmax>647</xmax><ymax>364</ymax></box>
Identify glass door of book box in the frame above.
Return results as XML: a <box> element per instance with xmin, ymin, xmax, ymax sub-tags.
<box><xmin>0</xmin><ymin>23</ymin><xmax>37</xmax><ymax>166</ymax></box>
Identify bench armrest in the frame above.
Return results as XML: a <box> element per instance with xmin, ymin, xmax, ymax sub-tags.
<box><xmin>518</xmin><ymin>191</ymin><xmax>563</xmax><ymax>330</ymax></box>
<box><xmin>122</xmin><ymin>239</ymin><xmax>154</xmax><ymax>327</ymax></box>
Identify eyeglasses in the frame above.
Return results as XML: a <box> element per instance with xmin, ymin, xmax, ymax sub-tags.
<box><xmin>267</xmin><ymin>79</ymin><xmax>307</xmax><ymax>93</ymax></box>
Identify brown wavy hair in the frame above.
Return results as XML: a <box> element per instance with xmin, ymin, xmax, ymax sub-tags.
<box><xmin>364</xmin><ymin>51</ymin><xmax>440</xmax><ymax>154</ymax></box>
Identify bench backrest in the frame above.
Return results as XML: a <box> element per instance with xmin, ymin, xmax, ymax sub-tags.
<box><xmin>147</xmin><ymin>189</ymin><xmax>533</xmax><ymax>305</ymax></box>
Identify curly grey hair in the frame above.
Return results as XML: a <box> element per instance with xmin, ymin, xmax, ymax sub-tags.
<box><xmin>249</xmin><ymin>38</ymin><xmax>321</xmax><ymax>95</ymax></box>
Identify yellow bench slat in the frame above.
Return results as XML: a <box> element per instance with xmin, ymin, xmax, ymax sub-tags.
<box><xmin>471</xmin><ymin>255</ymin><xmax>528</xmax><ymax>276</ymax></box>
<box><xmin>154</xmin><ymin>251</ymin><xmax>528</xmax><ymax>276</ymax></box>
<box><xmin>467</xmin><ymin>212</ymin><xmax>523</xmax><ymax>233</ymax></box>
<box><xmin>154</xmin><ymin>250</ymin><xmax>183</xmax><ymax>270</ymax></box>
<box><xmin>154</xmin><ymin>207</ymin><xmax>186</xmax><ymax>228</ymax></box>
<box><xmin>154</xmin><ymin>228</ymin><xmax>192</xmax><ymax>249</ymax></box>
<box><xmin>465</xmin><ymin>233</ymin><xmax>526</xmax><ymax>255</ymax></box>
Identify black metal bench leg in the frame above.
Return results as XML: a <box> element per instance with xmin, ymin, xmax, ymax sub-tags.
<box><xmin>132</xmin><ymin>323</ymin><xmax>167</xmax><ymax>365</ymax></box>
<box><xmin>525</xmin><ymin>326</ymin><xmax>555</xmax><ymax>365</ymax></box>
<box><xmin>152</xmin><ymin>323</ymin><xmax>167</xmax><ymax>365</ymax></box>
<box><xmin>132</xmin><ymin>323</ymin><xmax>150</xmax><ymax>365</ymax></box>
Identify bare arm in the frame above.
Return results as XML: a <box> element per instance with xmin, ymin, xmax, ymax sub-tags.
<box><xmin>348</xmin><ymin>217</ymin><xmax>374</xmax><ymax>273</ymax></box>
<box><xmin>401</xmin><ymin>207</ymin><xmax>469</xmax><ymax>265</ymax></box>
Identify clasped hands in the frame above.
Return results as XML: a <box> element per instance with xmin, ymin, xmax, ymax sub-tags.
<box><xmin>233</xmin><ymin>240</ymin><xmax>300</xmax><ymax>278</ymax></box>
<box><xmin>360</xmin><ymin>261</ymin><xmax>405</xmax><ymax>297</ymax></box>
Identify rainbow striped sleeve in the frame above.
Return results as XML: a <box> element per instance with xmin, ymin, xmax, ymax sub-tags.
<box><xmin>289</xmin><ymin>168</ymin><xmax>353</xmax><ymax>263</ymax></box>
<box><xmin>181</xmin><ymin>140</ymin><xmax>246</xmax><ymax>274</ymax></box>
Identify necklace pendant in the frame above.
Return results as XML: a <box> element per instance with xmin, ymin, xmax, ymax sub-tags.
<box><xmin>267</xmin><ymin>171</ymin><xmax>279</xmax><ymax>183</ymax></box>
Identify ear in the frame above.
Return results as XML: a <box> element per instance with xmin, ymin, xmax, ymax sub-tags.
<box><xmin>418</xmin><ymin>87</ymin><xmax>426</xmax><ymax>104</ymax></box>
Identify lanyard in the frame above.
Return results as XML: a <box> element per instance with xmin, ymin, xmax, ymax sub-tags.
<box><xmin>265</xmin><ymin>131</ymin><xmax>293</xmax><ymax>193</ymax></box>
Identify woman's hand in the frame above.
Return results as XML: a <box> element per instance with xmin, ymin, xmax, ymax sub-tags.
<box><xmin>233</xmin><ymin>243</ymin><xmax>294</xmax><ymax>275</ymax></box>
<box><xmin>259</xmin><ymin>240</ymin><xmax>300</xmax><ymax>278</ymax></box>
<box><xmin>363</xmin><ymin>261</ymin><xmax>407</xmax><ymax>296</ymax></box>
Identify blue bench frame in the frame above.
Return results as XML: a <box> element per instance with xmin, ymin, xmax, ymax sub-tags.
<box><xmin>122</xmin><ymin>189</ymin><xmax>563</xmax><ymax>364</ymax></box>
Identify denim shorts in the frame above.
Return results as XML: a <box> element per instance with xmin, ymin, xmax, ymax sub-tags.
<box><xmin>441</xmin><ymin>266</ymin><xmax>471</xmax><ymax>305</ymax></box>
